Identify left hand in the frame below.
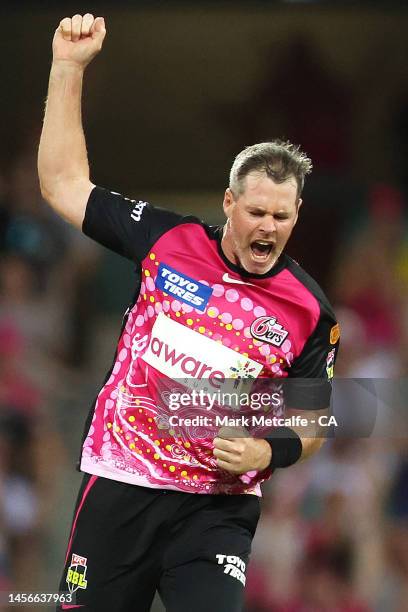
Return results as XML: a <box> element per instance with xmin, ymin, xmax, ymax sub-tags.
<box><xmin>53</xmin><ymin>14</ymin><xmax>106</xmax><ymax>68</ymax></box>
<box><xmin>213</xmin><ymin>427</ymin><xmax>272</xmax><ymax>475</ymax></box>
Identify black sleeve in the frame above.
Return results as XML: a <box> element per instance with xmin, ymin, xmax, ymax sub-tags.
<box><xmin>284</xmin><ymin>305</ymin><xmax>340</xmax><ymax>410</ymax></box>
<box><xmin>82</xmin><ymin>186</ymin><xmax>188</xmax><ymax>261</ymax></box>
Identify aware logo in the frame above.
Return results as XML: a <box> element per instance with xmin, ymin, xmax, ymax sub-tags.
<box><xmin>142</xmin><ymin>313</ymin><xmax>263</xmax><ymax>390</ymax></box>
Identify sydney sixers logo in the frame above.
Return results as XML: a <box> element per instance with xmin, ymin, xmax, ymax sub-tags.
<box><xmin>250</xmin><ymin>316</ymin><xmax>288</xmax><ymax>348</ymax></box>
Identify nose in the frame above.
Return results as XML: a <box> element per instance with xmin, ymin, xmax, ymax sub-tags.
<box><xmin>259</xmin><ymin>214</ymin><xmax>276</xmax><ymax>235</ymax></box>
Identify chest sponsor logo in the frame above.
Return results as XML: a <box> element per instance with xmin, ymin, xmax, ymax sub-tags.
<box><xmin>250</xmin><ymin>316</ymin><xmax>289</xmax><ymax>348</ymax></box>
<box><xmin>156</xmin><ymin>263</ymin><xmax>213</xmax><ymax>312</ymax></box>
<box><xmin>142</xmin><ymin>313</ymin><xmax>262</xmax><ymax>390</ymax></box>
<box><xmin>66</xmin><ymin>553</ymin><xmax>88</xmax><ymax>593</ymax></box>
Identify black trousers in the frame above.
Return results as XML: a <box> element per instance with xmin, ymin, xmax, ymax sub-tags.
<box><xmin>57</xmin><ymin>474</ymin><xmax>260</xmax><ymax>612</ymax></box>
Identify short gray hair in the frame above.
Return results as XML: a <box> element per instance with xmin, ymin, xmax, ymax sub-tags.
<box><xmin>229</xmin><ymin>140</ymin><xmax>312</xmax><ymax>201</ymax></box>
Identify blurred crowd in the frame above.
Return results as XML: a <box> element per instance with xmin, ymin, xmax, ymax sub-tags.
<box><xmin>244</xmin><ymin>185</ymin><xmax>408</xmax><ymax>611</ymax></box>
<box><xmin>0</xmin><ymin>141</ymin><xmax>103</xmax><ymax>607</ymax></box>
<box><xmin>0</xmin><ymin>137</ymin><xmax>407</xmax><ymax>612</ymax></box>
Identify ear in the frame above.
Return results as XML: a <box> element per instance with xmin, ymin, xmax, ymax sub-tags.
<box><xmin>293</xmin><ymin>198</ymin><xmax>302</xmax><ymax>226</ymax></box>
<box><xmin>223</xmin><ymin>188</ymin><xmax>235</xmax><ymax>219</ymax></box>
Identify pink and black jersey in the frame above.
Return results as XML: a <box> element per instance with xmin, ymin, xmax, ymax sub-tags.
<box><xmin>79</xmin><ymin>187</ymin><xmax>339</xmax><ymax>496</ymax></box>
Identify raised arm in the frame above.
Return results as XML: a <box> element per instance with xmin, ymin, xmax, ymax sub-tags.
<box><xmin>38</xmin><ymin>14</ymin><xmax>106</xmax><ymax>229</ymax></box>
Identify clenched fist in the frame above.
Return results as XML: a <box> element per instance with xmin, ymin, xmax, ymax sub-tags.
<box><xmin>52</xmin><ymin>14</ymin><xmax>106</xmax><ymax>68</ymax></box>
<box><xmin>213</xmin><ymin>427</ymin><xmax>272</xmax><ymax>475</ymax></box>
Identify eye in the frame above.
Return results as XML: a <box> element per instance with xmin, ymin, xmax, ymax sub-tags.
<box><xmin>249</xmin><ymin>210</ymin><xmax>264</xmax><ymax>217</ymax></box>
<box><xmin>274</xmin><ymin>214</ymin><xmax>289</xmax><ymax>221</ymax></box>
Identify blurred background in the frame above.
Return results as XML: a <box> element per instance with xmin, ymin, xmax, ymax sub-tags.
<box><xmin>0</xmin><ymin>1</ymin><xmax>407</xmax><ymax>610</ymax></box>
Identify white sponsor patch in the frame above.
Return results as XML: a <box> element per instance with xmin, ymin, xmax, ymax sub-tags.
<box><xmin>142</xmin><ymin>313</ymin><xmax>262</xmax><ymax>391</ymax></box>
<box><xmin>130</xmin><ymin>200</ymin><xmax>147</xmax><ymax>221</ymax></box>
<box><xmin>216</xmin><ymin>554</ymin><xmax>246</xmax><ymax>586</ymax></box>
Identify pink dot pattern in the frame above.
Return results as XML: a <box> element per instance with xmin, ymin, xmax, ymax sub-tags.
<box><xmin>225</xmin><ymin>289</ymin><xmax>239</xmax><ymax>303</ymax></box>
<box><xmin>232</xmin><ymin>318</ymin><xmax>244</xmax><ymax>330</ymax></box>
<box><xmin>212</xmin><ymin>284</ymin><xmax>224</xmax><ymax>297</ymax></box>
<box><xmin>146</xmin><ymin>277</ymin><xmax>155</xmax><ymax>291</ymax></box>
<box><xmin>241</xmin><ymin>297</ymin><xmax>253</xmax><ymax>311</ymax></box>
<box><xmin>253</xmin><ymin>306</ymin><xmax>266</xmax><ymax>317</ymax></box>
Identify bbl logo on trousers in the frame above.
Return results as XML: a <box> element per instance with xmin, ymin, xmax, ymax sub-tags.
<box><xmin>66</xmin><ymin>553</ymin><xmax>88</xmax><ymax>593</ymax></box>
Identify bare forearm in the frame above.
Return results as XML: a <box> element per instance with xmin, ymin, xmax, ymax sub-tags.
<box><xmin>38</xmin><ymin>61</ymin><xmax>88</xmax><ymax>197</ymax></box>
<box><xmin>38</xmin><ymin>15</ymin><xmax>105</xmax><ymax>228</ymax></box>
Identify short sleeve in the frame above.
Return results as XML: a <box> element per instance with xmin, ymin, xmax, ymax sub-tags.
<box><xmin>82</xmin><ymin>186</ymin><xmax>185</xmax><ymax>261</ymax></box>
<box><xmin>284</xmin><ymin>306</ymin><xmax>340</xmax><ymax>410</ymax></box>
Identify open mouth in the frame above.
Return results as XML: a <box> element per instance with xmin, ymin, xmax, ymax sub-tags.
<box><xmin>250</xmin><ymin>241</ymin><xmax>273</xmax><ymax>260</ymax></box>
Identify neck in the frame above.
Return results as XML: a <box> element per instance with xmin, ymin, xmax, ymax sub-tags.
<box><xmin>220</xmin><ymin>222</ymin><xmax>239</xmax><ymax>266</ymax></box>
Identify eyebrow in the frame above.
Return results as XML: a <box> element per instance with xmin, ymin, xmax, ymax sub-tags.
<box><xmin>247</xmin><ymin>205</ymin><xmax>290</xmax><ymax>215</ymax></box>
<box><xmin>247</xmin><ymin>205</ymin><xmax>265</xmax><ymax>212</ymax></box>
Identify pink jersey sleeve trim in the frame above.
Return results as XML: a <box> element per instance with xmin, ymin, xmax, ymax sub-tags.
<box><xmin>64</xmin><ymin>475</ymin><xmax>98</xmax><ymax>566</ymax></box>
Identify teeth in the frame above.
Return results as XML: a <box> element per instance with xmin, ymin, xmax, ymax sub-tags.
<box><xmin>251</xmin><ymin>240</ymin><xmax>273</xmax><ymax>261</ymax></box>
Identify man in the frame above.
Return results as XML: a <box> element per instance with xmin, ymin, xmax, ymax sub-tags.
<box><xmin>38</xmin><ymin>14</ymin><xmax>339</xmax><ymax>612</ymax></box>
